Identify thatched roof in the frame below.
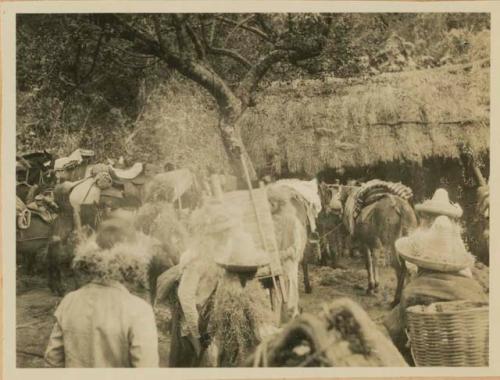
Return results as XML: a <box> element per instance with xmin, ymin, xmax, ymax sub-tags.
<box><xmin>240</xmin><ymin>60</ymin><xmax>489</xmax><ymax>177</ymax></box>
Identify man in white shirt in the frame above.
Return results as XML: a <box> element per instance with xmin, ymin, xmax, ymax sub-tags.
<box><xmin>44</xmin><ymin>218</ymin><xmax>159</xmax><ymax>368</ymax></box>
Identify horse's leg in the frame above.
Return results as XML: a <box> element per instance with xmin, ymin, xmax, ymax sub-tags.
<box><xmin>372</xmin><ymin>240</ymin><xmax>384</xmax><ymax>292</ymax></box>
<box><xmin>47</xmin><ymin>239</ymin><xmax>65</xmax><ymax>296</ymax></box>
<box><xmin>73</xmin><ymin>207</ymin><xmax>82</xmax><ymax>234</ymax></box>
<box><xmin>392</xmin><ymin>252</ymin><xmax>407</xmax><ymax>307</ymax></box>
<box><xmin>364</xmin><ymin>246</ymin><xmax>376</xmax><ymax>295</ymax></box>
<box><xmin>291</xmin><ymin>261</ymin><xmax>300</xmax><ymax>317</ymax></box>
<box><xmin>322</xmin><ymin>239</ymin><xmax>331</xmax><ymax>266</ymax></box>
<box><xmin>25</xmin><ymin>249</ymin><xmax>36</xmax><ymax>276</ymax></box>
<box><xmin>302</xmin><ymin>257</ymin><xmax>312</xmax><ymax>294</ymax></box>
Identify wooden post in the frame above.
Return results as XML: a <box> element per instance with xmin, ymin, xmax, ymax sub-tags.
<box><xmin>239</xmin><ymin>155</ymin><xmax>287</xmax><ymax>304</ymax></box>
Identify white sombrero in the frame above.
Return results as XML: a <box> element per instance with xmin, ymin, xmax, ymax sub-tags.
<box><xmin>215</xmin><ymin>230</ymin><xmax>270</xmax><ymax>273</ymax></box>
<box><xmin>395</xmin><ymin>215</ymin><xmax>474</xmax><ymax>272</ymax></box>
<box><xmin>415</xmin><ymin>188</ymin><xmax>463</xmax><ymax>218</ymax></box>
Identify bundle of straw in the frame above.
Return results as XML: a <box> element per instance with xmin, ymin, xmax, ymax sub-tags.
<box><xmin>208</xmin><ymin>274</ymin><xmax>276</xmax><ymax>367</ymax></box>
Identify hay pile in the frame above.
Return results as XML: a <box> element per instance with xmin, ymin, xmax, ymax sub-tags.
<box><xmin>73</xmin><ymin>232</ymin><xmax>155</xmax><ymax>288</ymax></box>
<box><xmin>241</xmin><ymin>61</ymin><xmax>489</xmax><ymax>176</ymax></box>
<box><xmin>208</xmin><ymin>275</ymin><xmax>276</xmax><ymax>367</ymax></box>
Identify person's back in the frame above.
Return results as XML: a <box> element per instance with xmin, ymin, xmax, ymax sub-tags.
<box><xmin>45</xmin><ymin>217</ymin><xmax>159</xmax><ymax>368</ymax></box>
<box><xmin>45</xmin><ymin>280</ymin><xmax>158</xmax><ymax>368</ymax></box>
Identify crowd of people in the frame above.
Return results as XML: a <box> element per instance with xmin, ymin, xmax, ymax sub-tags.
<box><xmin>41</xmin><ymin>174</ymin><xmax>488</xmax><ymax>368</ymax></box>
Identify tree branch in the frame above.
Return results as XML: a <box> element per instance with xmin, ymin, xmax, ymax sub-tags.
<box><xmin>206</xmin><ymin>47</ymin><xmax>251</xmax><ymax>69</ymax></box>
<box><xmin>101</xmin><ymin>14</ymin><xmax>161</xmax><ymax>55</ymax></box>
<box><xmin>236</xmin><ymin>43</ymin><xmax>324</xmax><ymax>108</ymax></box>
<box><xmin>223</xmin><ymin>14</ymin><xmax>255</xmax><ymax>46</ymax></box>
<box><xmin>80</xmin><ymin>30</ymin><xmax>104</xmax><ymax>83</ymax></box>
<box><xmin>185</xmin><ymin>22</ymin><xmax>205</xmax><ymax>60</ymax></box>
<box><xmin>172</xmin><ymin>14</ymin><xmax>187</xmax><ymax>55</ymax></box>
<box><xmin>101</xmin><ymin>15</ymin><xmax>241</xmax><ymax>119</ymax></box>
<box><xmin>73</xmin><ymin>40</ymin><xmax>82</xmax><ymax>83</ymax></box>
<box><xmin>236</xmin><ymin>50</ymin><xmax>287</xmax><ymax>106</ymax></box>
<box><xmin>255</xmin><ymin>14</ymin><xmax>277</xmax><ymax>41</ymax></box>
<box><xmin>210</xmin><ymin>18</ymin><xmax>217</xmax><ymax>44</ymax></box>
<box><xmin>218</xmin><ymin>16</ymin><xmax>272</xmax><ymax>42</ymax></box>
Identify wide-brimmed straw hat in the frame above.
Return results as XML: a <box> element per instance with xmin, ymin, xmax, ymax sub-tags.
<box><xmin>415</xmin><ymin>188</ymin><xmax>463</xmax><ymax>218</ymax></box>
<box><xmin>395</xmin><ymin>215</ymin><xmax>474</xmax><ymax>272</ymax></box>
<box><xmin>215</xmin><ymin>230</ymin><xmax>271</xmax><ymax>273</ymax></box>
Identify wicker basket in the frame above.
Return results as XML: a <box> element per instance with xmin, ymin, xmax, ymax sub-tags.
<box><xmin>406</xmin><ymin>300</ymin><xmax>489</xmax><ymax>366</ymax></box>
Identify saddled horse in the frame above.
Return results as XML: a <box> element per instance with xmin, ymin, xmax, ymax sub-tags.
<box><xmin>328</xmin><ymin>183</ymin><xmax>417</xmax><ymax>306</ymax></box>
<box><xmin>48</xmin><ymin>165</ymin><xmax>201</xmax><ymax>295</ymax></box>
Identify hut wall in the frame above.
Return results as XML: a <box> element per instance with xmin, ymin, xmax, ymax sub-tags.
<box><xmin>317</xmin><ymin>151</ymin><xmax>489</xmax><ymax>263</ymax></box>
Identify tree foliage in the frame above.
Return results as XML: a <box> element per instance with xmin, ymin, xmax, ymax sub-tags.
<box><xmin>17</xmin><ymin>13</ymin><xmax>489</xmax><ymax>177</ymax></box>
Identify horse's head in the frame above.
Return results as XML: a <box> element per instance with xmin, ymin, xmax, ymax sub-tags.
<box><xmin>319</xmin><ymin>182</ymin><xmax>344</xmax><ymax>215</ymax></box>
<box><xmin>328</xmin><ymin>185</ymin><xmax>347</xmax><ymax>215</ymax></box>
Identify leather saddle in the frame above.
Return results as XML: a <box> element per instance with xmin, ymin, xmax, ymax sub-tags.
<box><xmin>109</xmin><ymin>163</ymin><xmax>148</xmax><ymax>185</ymax></box>
<box><xmin>16</xmin><ymin>195</ymin><xmax>57</xmax><ymax>229</ymax></box>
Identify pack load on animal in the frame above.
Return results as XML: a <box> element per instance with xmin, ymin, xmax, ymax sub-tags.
<box><xmin>16</xmin><ymin>194</ymin><xmax>57</xmax><ymax>230</ymax></box>
<box><xmin>54</xmin><ymin>148</ymin><xmax>95</xmax><ymax>172</ymax></box>
<box><xmin>344</xmin><ymin>179</ymin><xmax>413</xmax><ymax>235</ymax></box>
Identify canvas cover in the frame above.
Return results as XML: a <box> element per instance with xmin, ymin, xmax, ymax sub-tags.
<box><xmin>272</xmin><ymin>178</ymin><xmax>322</xmax><ymax>232</ymax></box>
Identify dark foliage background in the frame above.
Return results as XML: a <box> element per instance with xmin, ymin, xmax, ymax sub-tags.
<box><xmin>17</xmin><ymin>13</ymin><xmax>489</xmax><ymax>173</ymax></box>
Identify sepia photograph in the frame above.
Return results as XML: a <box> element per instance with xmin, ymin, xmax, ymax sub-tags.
<box><xmin>1</xmin><ymin>1</ymin><xmax>498</xmax><ymax>378</ymax></box>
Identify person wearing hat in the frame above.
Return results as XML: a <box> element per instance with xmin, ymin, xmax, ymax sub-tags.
<box><xmin>415</xmin><ymin>188</ymin><xmax>463</xmax><ymax>227</ymax></box>
<box><xmin>44</xmin><ymin>218</ymin><xmax>159</xmax><ymax>368</ymax></box>
<box><xmin>208</xmin><ymin>230</ymin><xmax>278</xmax><ymax>367</ymax></box>
<box><xmin>267</xmin><ymin>186</ymin><xmax>307</xmax><ymax>319</ymax></box>
<box><xmin>162</xmin><ymin>201</ymin><xmax>241</xmax><ymax>367</ymax></box>
<box><xmin>383</xmin><ymin>216</ymin><xmax>487</xmax><ymax>362</ymax></box>
<box><xmin>412</xmin><ymin>187</ymin><xmax>469</xmax><ymax>276</ymax></box>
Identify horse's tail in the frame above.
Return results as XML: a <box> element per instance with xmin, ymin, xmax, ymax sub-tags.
<box><xmin>396</xmin><ymin>197</ymin><xmax>418</xmax><ymax>238</ymax></box>
<box><xmin>391</xmin><ymin>196</ymin><xmax>418</xmax><ymax>268</ymax></box>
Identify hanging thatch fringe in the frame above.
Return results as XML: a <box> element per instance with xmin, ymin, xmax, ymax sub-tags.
<box><xmin>240</xmin><ymin>63</ymin><xmax>489</xmax><ymax>176</ymax></box>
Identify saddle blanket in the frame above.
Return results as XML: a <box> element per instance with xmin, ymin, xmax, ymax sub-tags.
<box><xmin>344</xmin><ymin>180</ymin><xmax>413</xmax><ymax>235</ymax></box>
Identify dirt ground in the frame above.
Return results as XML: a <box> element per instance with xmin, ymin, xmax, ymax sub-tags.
<box><xmin>15</xmin><ymin>256</ymin><xmax>489</xmax><ymax>368</ymax></box>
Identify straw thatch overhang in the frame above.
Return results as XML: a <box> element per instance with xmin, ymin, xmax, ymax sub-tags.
<box><xmin>240</xmin><ymin>60</ymin><xmax>489</xmax><ymax>177</ymax></box>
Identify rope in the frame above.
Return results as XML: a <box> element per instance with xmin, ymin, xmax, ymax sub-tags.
<box><xmin>319</xmin><ymin>223</ymin><xmax>343</xmax><ymax>241</ymax></box>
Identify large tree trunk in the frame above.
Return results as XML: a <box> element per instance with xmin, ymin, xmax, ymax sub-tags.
<box><xmin>219</xmin><ymin>108</ymin><xmax>257</xmax><ymax>183</ymax></box>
